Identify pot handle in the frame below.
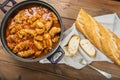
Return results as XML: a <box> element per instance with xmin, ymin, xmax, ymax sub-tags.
<box><xmin>0</xmin><ymin>0</ymin><xmax>17</xmax><ymax>13</ymax></box>
<box><xmin>47</xmin><ymin>46</ymin><xmax>65</xmax><ymax>64</ymax></box>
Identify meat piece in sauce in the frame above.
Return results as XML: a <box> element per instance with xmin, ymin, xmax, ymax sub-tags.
<box><xmin>34</xmin><ymin>35</ymin><xmax>43</xmax><ymax>41</ymax></box>
<box><xmin>6</xmin><ymin>34</ymin><xmax>22</xmax><ymax>49</ymax></box>
<box><xmin>49</xmin><ymin>27</ymin><xmax>61</xmax><ymax>38</ymax></box>
<box><xmin>35</xmin><ymin>28</ymin><xmax>45</xmax><ymax>35</ymax></box>
<box><xmin>27</xmin><ymin>16</ymin><xmax>38</xmax><ymax>24</ymax></box>
<box><xmin>34</xmin><ymin>40</ymin><xmax>44</xmax><ymax>50</ymax></box>
<box><xmin>14</xmin><ymin>10</ymin><xmax>28</xmax><ymax>24</ymax></box>
<box><xmin>13</xmin><ymin>40</ymin><xmax>31</xmax><ymax>53</ymax></box>
<box><xmin>43</xmin><ymin>33</ymin><xmax>52</xmax><ymax>50</ymax></box>
<box><xmin>32</xmin><ymin>19</ymin><xmax>44</xmax><ymax>28</ymax></box>
<box><xmin>44</xmin><ymin>17</ymin><xmax>53</xmax><ymax>32</ymax></box>
<box><xmin>17</xmin><ymin>49</ymin><xmax>35</xmax><ymax>58</ymax></box>
<box><xmin>39</xmin><ymin>18</ymin><xmax>47</xmax><ymax>24</ymax></box>
<box><xmin>52</xmin><ymin>36</ymin><xmax>60</xmax><ymax>43</ymax></box>
<box><xmin>7</xmin><ymin>34</ymin><xmax>21</xmax><ymax>43</ymax></box>
<box><xmin>10</xmin><ymin>24</ymin><xmax>22</xmax><ymax>34</ymax></box>
<box><xmin>18</xmin><ymin>29</ymin><xmax>36</xmax><ymax>38</ymax></box>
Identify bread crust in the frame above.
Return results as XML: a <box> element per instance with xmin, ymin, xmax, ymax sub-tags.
<box><xmin>75</xmin><ymin>9</ymin><xmax>120</xmax><ymax>66</ymax></box>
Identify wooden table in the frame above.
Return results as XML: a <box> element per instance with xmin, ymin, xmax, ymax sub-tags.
<box><xmin>0</xmin><ymin>0</ymin><xmax>120</xmax><ymax>80</ymax></box>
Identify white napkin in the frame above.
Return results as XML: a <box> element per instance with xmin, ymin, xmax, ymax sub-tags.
<box><xmin>39</xmin><ymin>13</ymin><xmax>120</xmax><ymax>69</ymax></box>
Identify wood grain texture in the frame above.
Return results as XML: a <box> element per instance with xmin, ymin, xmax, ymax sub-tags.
<box><xmin>1</xmin><ymin>0</ymin><xmax>120</xmax><ymax>19</ymax></box>
<box><xmin>43</xmin><ymin>0</ymin><xmax>120</xmax><ymax>19</ymax></box>
<box><xmin>0</xmin><ymin>0</ymin><xmax>120</xmax><ymax>80</ymax></box>
<box><xmin>0</xmin><ymin>61</ymin><xmax>76</xmax><ymax>80</ymax></box>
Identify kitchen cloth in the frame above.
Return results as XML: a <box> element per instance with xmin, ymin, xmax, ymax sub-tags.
<box><xmin>39</xmin><ymin>13</ymin><xmax>120</xmax><ymax>69</ymax></box>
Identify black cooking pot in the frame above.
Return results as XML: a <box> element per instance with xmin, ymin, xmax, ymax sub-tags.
<box><xmin>0</xmin><ymin>0</ymin><xmax>65</xmax><ymax>63</ymax></box>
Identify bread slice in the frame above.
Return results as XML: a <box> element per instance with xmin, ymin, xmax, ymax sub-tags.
<box><xmin>68</xmin><ymin>35</ymin><xmax>80</xmax><ymax>56</ymax></box>
<box><xmin>80</xmin><ymin>39</ymin><xmax>96</xmax><ymax>58</ymax></box>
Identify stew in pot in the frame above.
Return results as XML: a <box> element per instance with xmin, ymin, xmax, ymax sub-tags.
<box><xmin>6</xmin><ymin>5</ymin><xmax>61</xmax><ymax>58</ymax></box>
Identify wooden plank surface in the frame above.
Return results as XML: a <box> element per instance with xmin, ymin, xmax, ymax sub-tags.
<box><xmin>0</xmin><ymin>61</ymin><xmax>76</xmax><ymax>80</ymax></box>
<box><xmin>0</xmin><ymin>0</ymin><xmax>120</xmax><ymax>80</ymax></box>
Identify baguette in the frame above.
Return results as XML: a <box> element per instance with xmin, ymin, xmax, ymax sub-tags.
<box><xmin>75</xmin><ymin>9</ymin><xmax>120</xmax><ymax>66</ymax></box>
<box><xmin>80</xmin><ymin>39</ymin><xmax>96</xmax><ymax>58</ymax></box>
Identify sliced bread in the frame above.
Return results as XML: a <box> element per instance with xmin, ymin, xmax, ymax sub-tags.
<box><xmin>80</xmin><ymin>39</ymin><xmax>96</xmax><ymax>58</ymax></box>
<box><xmin>68</xmin><ymin>35</ymin><xmax>80</xmax><ymax>56</ymax></box>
